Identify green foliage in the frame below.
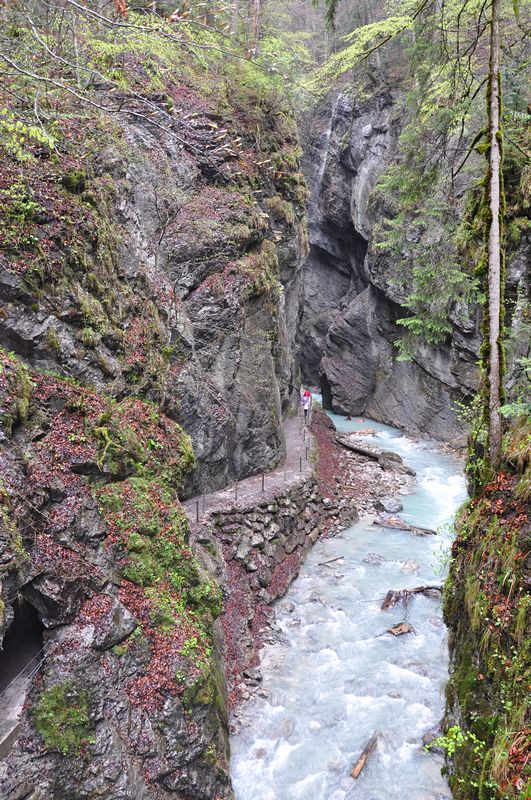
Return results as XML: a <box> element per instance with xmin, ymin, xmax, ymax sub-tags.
<box><xmin>45</xmin><ymin>326</ymin><xmax>62</xmax><ymax>356</ymax></box>
<box><xmin>0</xmin><ymin>109</ymin><xmax>55</xmax><ymax>161</ymax></box>
<box><xmin>308</xmin><ymin>12</ymin><xmax>415</xmax><ymax>90</ymax></box>
<box><xmin>0</xmin><ymin>478</ymin><xmax>28</xmax><ymax>566</ymax></box>
<box><xmin>426</xmin><ymin>725</ymin><xmax>487</xmax><ymax>759</ymax></box>
<box><xmin>0</xmin><ymin>180</ymin><xmax>42</xmax><ymax>250</ymax></box>
<box><xmin>34</xmin><ymin>683</ymin><xmax>93</xmax><ymax>756</ymax></box>
<box><xmin>0</xmin><ymin>347</ymin><xmax>33</xmax><ymax>436</ymax></box>
<box><xmin>373</xmin><ymin>156</ymin><xmax>482</xmax><ymax>358</ymax></box>
<box><xmin>500</xmin><ymin>358</ymin><xmax>531</xmax><ymax>418</ymax></box>
<box><xmin>256</xmin><ymin>33</ymin><xmax>314</xmax><ymax>84</ymax></box>
<box><xmin>241</xmin><ymin>239</ymin><xmax>282</xmax><ymax>299</ymax></box>
<box><xmin>93</xmin><ymin>398</ymin><xmax>194</xmax><ymax>485</ymax></box>
<box><xmin>62</xmin><ymin>169</ymin><xmax>88</xmax><ymax>194</ymax></box>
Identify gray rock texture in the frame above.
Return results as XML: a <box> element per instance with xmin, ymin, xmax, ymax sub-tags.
<box><xmin>0</xmin><ymin>79</ymin><xmax>307</xmax><ymax>800</ymax></box>
<box><xmin>299</xmin><ymin>90</ymin><xmax>474</xmax><ymax>444</ymax></box>
<box><xmin>0</xmin><ymin>98</ymin><xmax>306</xmax><ymax>499</ymax></box>
<box><xmin>300</xmin><ymin>89</ymin><xmax>529</xmax><ymax>445</ymax></box>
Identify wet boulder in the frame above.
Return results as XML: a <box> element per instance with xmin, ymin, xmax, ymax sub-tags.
<box><xmin>23</xmin><ymin>574</ymin><xmax>89</xmax><ymax>627</ymax></box>
<box><xmin>374</xmin><ymin>497</ymin><xmax>403</xmax><ymax>514</ymax></box>
<box><xmin>378</xmin><ymin>451</ymin><xmax>416</xmax><ymax>476</ymax></box>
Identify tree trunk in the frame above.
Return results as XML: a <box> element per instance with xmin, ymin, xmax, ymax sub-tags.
<box><xmin>251</xmin><ymin>0</ymin><xmax>262</xmax><ymax>56</ymax></box>
<box><xmin>230</xmin><ymin>0</ymin><xmax>239</xmax><ymax>36</ymax></box>
<box><xmin>486</xmin><ymin>0</ymin><xmax>503</xmax><ymax>468</ymax></box>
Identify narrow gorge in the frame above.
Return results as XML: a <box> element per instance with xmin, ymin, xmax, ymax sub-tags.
<box><xmin>0</xmin><ymin>3</ymin><xmax>529</xmax><ymax>800</ymax></box>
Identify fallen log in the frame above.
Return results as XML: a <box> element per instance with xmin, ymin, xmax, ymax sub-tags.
<box><xmin>318</xmin><ymin>556</ymin><xmax>345</xmax><ymax>567</ymax></box>
<box><xmin>373</xmin><ymin>515</ymin><xmax>436</xmax><ymax>536</ymax></box>
<box><xmin>351</xmin><ymin>732</ymin><xmax>379</xmax><ymax>779</ymax></box>
<box><xmin>381</xmin><ymin>585</ymin><xmax>442</xmax><ymax>610</ymax></box>
<box><xmin>336</xmin><ymin>436</ymin><xmax>380</xmax><ymax>460</ymax></box>
<box><xmin>336</xmin><ymin>436</ymin><xmax>416</xmax><ymax>476</ymax></box>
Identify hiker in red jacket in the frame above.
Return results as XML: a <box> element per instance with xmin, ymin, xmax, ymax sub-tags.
<box><xmin>302</xmin><ymin>389</ymin><xmax>312</xmax><ymax>420</ymax></box>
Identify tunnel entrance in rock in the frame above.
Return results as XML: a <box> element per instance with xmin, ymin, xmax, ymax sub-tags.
<box><xmin>0</xmin><ymin>600</ymin><xmax>44</xmax><ymax>759</ymax></box>
<box><xmin>0</xmin><ymin>600</ymin><xmax>43</xmax><ymax>691</ymax></box>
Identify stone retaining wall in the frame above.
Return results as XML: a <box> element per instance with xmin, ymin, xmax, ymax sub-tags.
<box><xmin>191</xmin><ymin>475</ymin><xmax>358</xmax><ymax>707</ymax></box>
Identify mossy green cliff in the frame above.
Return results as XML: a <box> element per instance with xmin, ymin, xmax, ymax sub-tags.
<box><xmin>444</xmin><ymin>418</ymin><xmax>530</xmax><ymax>800</ymax></box>
<box><xmin>0</xmin><ymin>13</ymin><xmax>308</xmax><ymax>799</ymax></box>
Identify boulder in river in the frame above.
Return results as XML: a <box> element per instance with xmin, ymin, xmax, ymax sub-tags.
<box><xmin>387</xmin><ymin>622</ymin><xmax>415</xmax><ymax>636</ymax></box>
<box><xmin>374</xmin><ymin>497</ymin><xmax>403</xmax><ymax>513</ymax></box>
<box><xmin>401</xmin><ymin>559</ymin><xmax>421</xmax><ymax>573</ymax></box>
<box><xmin>363</xmin><ymin>552</ymin><xmax>386</xmax><ymax>565</ymax></box>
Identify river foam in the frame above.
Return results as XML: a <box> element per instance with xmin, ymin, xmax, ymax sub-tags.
<box><xmin>231</xmin><ymin>413</ymin><xmax>466</xmax><ymax>800</ymax></box>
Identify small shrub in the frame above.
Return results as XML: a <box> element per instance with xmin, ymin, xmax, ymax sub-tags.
<box><xmin>34</xmin><ymin>683</ymin><xmax>93</xmax><ymax>756</ymax></box>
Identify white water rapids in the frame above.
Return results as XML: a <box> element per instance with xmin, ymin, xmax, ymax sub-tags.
<box><xmin>230</xmin><ymin>412</ymin><xmax>467</xmax><ymax>800</ymax></box>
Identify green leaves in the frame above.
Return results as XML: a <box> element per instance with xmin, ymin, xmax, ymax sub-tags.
<box><xmin>0</xmin><ymin>109</ymin><xmax>55</xmax><ymax>162</ymax></box>
<box><xmin>308</xmin><ymin>13</ymin><xmax>414</xmax><ymax>91</ymax></box>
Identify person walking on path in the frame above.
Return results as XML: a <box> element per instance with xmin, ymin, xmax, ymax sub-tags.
<box><xmin>302</xmin><ymin>389</ymin><xmax>312</xmax><ymax>421</ymax></box>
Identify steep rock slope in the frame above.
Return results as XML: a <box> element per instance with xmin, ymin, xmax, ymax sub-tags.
<box><xmin>300</xmin><ymin>89</ymin><xmax>528</xmax><ymax>444</ymax></box>
<box><xmin>0</xmin><ymin>352</ymin><xmax>231</xmax><ymax>799</ymax></box>
<box><xmin>0</xmin><ymin>54</ymin><xmax>306</xmax><ymax>800</ymax></box>
<box><xmin>1</xmin><ymin>85</ymin><xmax>306</xmax><ymax>497</ymax></box>
<box><xmin>443</xmin><ymin>421</ymin><xmax>530</xmax><ymax>799</ymax></box>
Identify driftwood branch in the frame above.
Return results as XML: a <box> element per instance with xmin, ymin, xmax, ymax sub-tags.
<box><xmin>381</xmin><ymin>585</ymin><xmax>442</xmax><ymax>610</ymax></box>
<box><xmin>336</xmin><ymin>435</ymin><xmax>380</xmax><ymax>460</ymax></box>
<box><xmin>351</xmin><ymin>732</ymin><xmax>379</xmax><ymax>779</ymax></box>
<box><xmin>373</xmin><ymin>515</ymin><xmax>436</xmax><ymax>536</ymax></box>
<box><xmin>318</xmin><ymin>556</ymin><xmax>344</xmax><ymax>567</ymax></box>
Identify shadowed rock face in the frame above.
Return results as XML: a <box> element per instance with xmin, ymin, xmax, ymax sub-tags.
<box><xmin>0</xmin><ymin>96</ymin><xmax>306</xmax><ymax>500</ymax></box>
<box><xmin>0</xmin><ymin>77</ymin><xmax>307</xmax><ymax>800</ymax></box>
<box><xmin>299</xmin><ymin>89</ymin><xmax>482</xmax><ymax>445</ymax></box>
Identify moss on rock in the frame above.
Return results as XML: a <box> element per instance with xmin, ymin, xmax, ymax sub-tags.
<box><xmin>444</xmin><ymin>418</ymin><xmax>531</xmax><ymax>800</ymax></box>
<box><xmin>34</xmin><ymin>682</ymin><xmax>93</xmax><ymax>756</ymax></box>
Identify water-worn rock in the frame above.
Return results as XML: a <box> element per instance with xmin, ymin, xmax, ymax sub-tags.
<box><xmin>91</xmin><ymin>599</ymin><xmax>138</xmax><ymax>651</ymax></box>
<box><xmin>374</xmin><ymin>497</ymin><xmax>403</xmax><ymax>514</ymax></box>
<box><xmin>299</xmin><ymin>90</ymin><xmax>477</xmax><ymax>442</ymax></box>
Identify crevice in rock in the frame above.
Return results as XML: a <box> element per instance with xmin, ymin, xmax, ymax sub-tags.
<box><xmin>320</xmin><ymin>372</ymin><xmax>333</xmax><ymax>410</ymax></box>
<box><xmin>0</xmin><ymin>600</ymin><xmax>44</xmax><ymax>759</ymax></box>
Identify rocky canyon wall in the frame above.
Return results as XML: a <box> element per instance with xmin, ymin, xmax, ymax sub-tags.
<box><xmin>0</xmin><ymin>71</ymin><xmax>307</xmax><ymax>799</ymax></box>
<box><xmin>443</xmin><ymin>419</ymin><xmax>530</xmax><ymax>798</ymax></box>
<box><xmin>299</xmin><ymin>89</ymin><xmax>529</xmax><ymax>445</ymax></box>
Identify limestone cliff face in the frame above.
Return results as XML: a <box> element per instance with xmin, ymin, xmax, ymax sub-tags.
<box><xmin>299</xmin><ymin>89</ymin><xmax>481</xmax><ymax>444</ymax></box>
<box><xmin>0</xmin><ymin>77</ymin><xmax>306</xmax><ymax>799</ymax></box>
<box><xmin>0</xmin><ymin>95</ymin><xmax>306</xmax><ymax>498</ymax></box>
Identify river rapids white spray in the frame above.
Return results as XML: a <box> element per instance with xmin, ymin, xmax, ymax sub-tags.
<box><xmin>230</xmin><ymin>412</ymin><xmax>467</xmax><ymax>800</ymax></box>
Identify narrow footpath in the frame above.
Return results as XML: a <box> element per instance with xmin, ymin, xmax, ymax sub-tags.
<box><xmin>183</xmin><ymin>412</ymin><xmax>314</xmax><ymax>526</ymax></box>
